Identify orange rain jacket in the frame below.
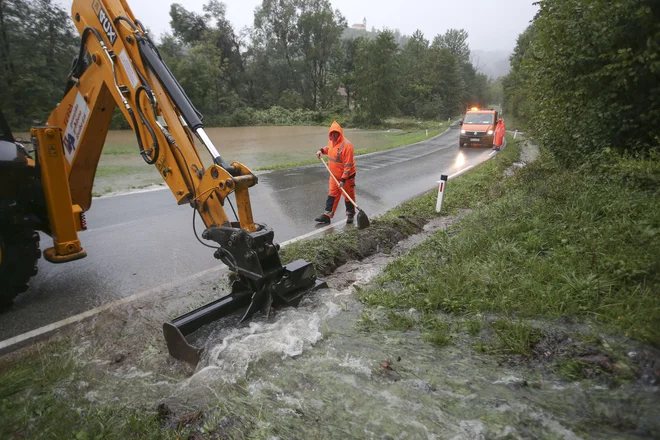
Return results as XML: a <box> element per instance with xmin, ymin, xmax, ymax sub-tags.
<box><xmin>319</xmin><ymin>121</ymin><xmax>356</xmax><ymax>183</ymax></box>
<box><xmin>494</xmin><ymin>118</ymin><xmax>506</xmax><ymax>146</ymax></box>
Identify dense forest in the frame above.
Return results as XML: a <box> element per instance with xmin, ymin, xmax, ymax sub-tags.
<box><xmin>502</xmin><ymin>0</ymin><xmax>659</xmax><ymax>163</ymax></box>
<box><xmin>0</xmin><ymin>0</ymin><xmax>498</xmax><ymax>130</ymax></box>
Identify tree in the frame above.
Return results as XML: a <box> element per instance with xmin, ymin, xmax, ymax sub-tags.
<box><xmin>433</xmin><ymin>29</ymin><xmax>470</xmax><ymax>64</ymax></box>
<box><xmin>504</xmin><ymin>0</ymin><xmax>660</xmax><ymax>164</ymax></box>
<box><xmin>166</xmin><ymin>1</ymin><xmax>246</xmax><ymax>120</ymax></box>
<box><xmin>169</xmin><ymin>3</ymin><xmax>208</xmax><ymax>44</ymax></box>
<box><xmin>335</xmin><ymin>37</ymin><xmax>360</xmax><ymax>108</ymax></box>
<box><xmin>398</xmin><ymin>29</ymin><xmax>431</xmax><ymax>117</ymax></box>
<box><xmin>426</xmin><ymin>44</ymin><xmax>465</xmax><ymax>118</ymax></box>
<box><xmin>0</xmin><ymin>0</ymin><xmax>77</xmax><ymax>129</ymax></box>
<box><xmin>355</xmin><ymin>31</ymin><xmax>400</xmax><ymax>123</ymax></box>
<box><xmin>501</xmin><ymin>23</ymin><xmax>536</xmax><ymax>122</ymax></box>
<box><xmin>296</xmin><ymin>0</ymin><xmax>346</xmax><ymax>109</ymax></box>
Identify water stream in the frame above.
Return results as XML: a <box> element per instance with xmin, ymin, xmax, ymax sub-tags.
<box><xmin>87</xmin><ymin>216</ymin><xmax>659</xmax><ymax>439</ymax></box>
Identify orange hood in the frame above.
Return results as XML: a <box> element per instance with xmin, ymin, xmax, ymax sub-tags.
<box><xmin>328</xmin><ymin>121</ymin><xmax>345</xmax><ymax>145</ymax></box>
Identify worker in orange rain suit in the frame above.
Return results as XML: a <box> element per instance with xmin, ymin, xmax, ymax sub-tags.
<box><xmin>493</xmin><ymin>118</ymin><xmax>506</xmax><ymax>151</ymax></box>
<box><xmin>315</xmin><ymin>121</ymin><xmax>357</xmax><ymax>224</ymax></box>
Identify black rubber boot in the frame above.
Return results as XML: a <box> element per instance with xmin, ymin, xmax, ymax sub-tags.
<box><xmin>346</xmin><ymin>214</ymin><xmax>354</xmax><ymax>224</ymax></box>
<box><xmin>315</xmin><ymin>214</ymin><xmax>331</xmax><ymax>224</ymax></box>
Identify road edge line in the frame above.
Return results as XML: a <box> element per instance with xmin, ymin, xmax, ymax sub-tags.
<box><xmin>0</xmin><ymin>143</ymin><xmax>485</xmax><ymax>357</ymax></box>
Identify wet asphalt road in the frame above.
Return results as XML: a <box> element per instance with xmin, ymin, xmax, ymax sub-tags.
<box><xmin>1</xmin><ymin>129</ymin><xmax>494</xmax><ymax>340</ymax></box>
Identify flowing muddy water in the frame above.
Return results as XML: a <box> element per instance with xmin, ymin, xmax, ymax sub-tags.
<box><xmin>72</xmin><ymin>214</ymin><xmax>658</xmax><ymax>439</ymax></box>
<box><xmin>91</xmin><ymin>126</ymin><xmax>398</xmax><ymax>195</ymax></box>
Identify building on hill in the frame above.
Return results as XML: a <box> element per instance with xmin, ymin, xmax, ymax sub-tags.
<box><xmin>351</xmin><ymin>17</ymin><xmax>367</xmax><ymax>30</ymax></box>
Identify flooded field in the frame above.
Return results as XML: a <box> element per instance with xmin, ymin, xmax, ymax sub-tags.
<box><xmin>102</xmin><ymin>125</ymin><xmax>397</xmax><ymax>168</ymax></box>
<box><xmin>17</xmin><ymin>124</ymin><xmax>443</xmax><ymax>196</ymax></box>
<box><xmin>94</xmin><ymin>126</ymin><xmax>433</xmax><ymax>195</ymax></box>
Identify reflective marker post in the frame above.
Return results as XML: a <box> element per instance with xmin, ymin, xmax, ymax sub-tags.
<box><xmin>514</xmin><ymin>129</ymin><xmax>518</xmax><ymax>139</ymax></box>
<box><xmin>436</xmin><ymin>174</ymin><xmax>448</xmax><ymax>213</ymax></box>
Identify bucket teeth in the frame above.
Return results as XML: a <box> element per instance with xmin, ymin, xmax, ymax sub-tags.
<box><xmin>163</xmin><ymin>260</ymin><xmax>327</xmax><ymax>366</ymax></box>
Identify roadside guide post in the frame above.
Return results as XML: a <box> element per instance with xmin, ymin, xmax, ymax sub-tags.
<box><xmin>426</xmin><ymin>129</ymin><xmax>428</xmax><ymax>137</ymax></box>
<box><xmin>514</xmin><ymin>129</ymin><xmax>518</xmax><ymax>139</ymax></box>
<box><xmin>436</xmin><ymin>174</ymin><xmax>448</xmax><ymax>213</ymax></box>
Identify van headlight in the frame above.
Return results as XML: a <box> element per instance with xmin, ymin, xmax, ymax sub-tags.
<box><xmin>487</xmin><ymin>130</ymin><xmax>494</xmax><ymax>135</ymax></box>
<box><xmin>461</xmin><ymin>130</ymin><xmax>466</xmax><ymax>134</ymax></box>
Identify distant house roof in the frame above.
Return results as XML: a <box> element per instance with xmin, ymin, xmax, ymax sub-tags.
<box><xmin>351</xmin><ymin>24</ymin><xmax>366</xmax><ymax>29</ymax></box>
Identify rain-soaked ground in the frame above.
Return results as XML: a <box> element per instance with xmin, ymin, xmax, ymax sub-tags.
<box><xmin>58</xmin><ymin>211</ymin><xmax>659</xmax><ymax>439</ymax></box>
<box><xmin>2</xmin><ymin>128</ymin><xmax>489</xmax><ymax>341</ymax></box>
<box><xmin>5</xmin><ymin>140</ymin><xmax>658</xmax><ymax>438</ymax></box>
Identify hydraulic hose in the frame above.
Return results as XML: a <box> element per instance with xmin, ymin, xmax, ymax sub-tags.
<box><xmin>135</xmin><ymin>86</ymin><xmax>160</xmax><ymax>164</ymax></box>
<box><xmin>114</xmin><ymin>16</ymin><xmax>139</xmax><ymax>32</ymax></box>
<box><xmin>134</xmin><ymin>18</ymin><xmax>203</xmax><ymax>121</ymax></box>
<box><xmin>64</xmin><ymin>26</ymin><xmax>107</xmax><ymax>95</ymax></box>
<box><xmin>134</xmin><ymin>33</ymin><xmax>205</xmax><ymax>128</ymax></box>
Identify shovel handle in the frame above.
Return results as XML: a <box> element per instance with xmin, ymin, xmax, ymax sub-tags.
<box><xmin>320</xmin><ymin>157</ymin><xmax>359</xmax><ymax>210</ymax></box>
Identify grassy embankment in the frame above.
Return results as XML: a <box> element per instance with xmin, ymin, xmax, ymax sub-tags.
<box><xmin>283</xmin><ymin>135</ymin><xmax>660</xmax><ymax>365</ymax></box>
<box><xmin>4</xmin><ymin>135</ymin><xmax>656</xmax><ymax>437</ymax></box>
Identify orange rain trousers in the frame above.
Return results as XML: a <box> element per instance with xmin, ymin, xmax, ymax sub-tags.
<box><xmin>324</xmin><ymin>174</ymin><xmax>356</xmax><ymax>218</ymax></box>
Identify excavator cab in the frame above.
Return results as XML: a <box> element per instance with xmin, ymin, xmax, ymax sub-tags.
<box><xmin>0</xmin><ymin>0</ymin><xmax>324</xmax><ymax>366</ymax></box>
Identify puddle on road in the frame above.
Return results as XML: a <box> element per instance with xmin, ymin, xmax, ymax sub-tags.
<box><xmin>74</xmin><ymin>215</ymin><xmax>659</xmax><ymax>439</ymax></box>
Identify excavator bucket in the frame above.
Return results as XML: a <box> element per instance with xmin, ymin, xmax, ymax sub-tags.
<box><xmin>163</xmin><ymin>223</ymin><xmax>326</xmax><ymax>366</ymax></box>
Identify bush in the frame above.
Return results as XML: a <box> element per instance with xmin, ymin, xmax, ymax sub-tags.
<box><xmin>229</xmin><ymin>107</ymin><xmax>256</xmax><ymax>126</ymax></box>
<box><xmin>277</xmin><ymin>90</ymin><xmax>304</xmax><ymax>110</ymax></box>
<box><xmin>504</xmin><ymin>0</ymin><xmax>660</xmax><ymax>165</ymax></box>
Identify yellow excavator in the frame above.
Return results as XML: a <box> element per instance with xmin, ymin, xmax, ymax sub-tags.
<box><xmin>0</xmin><ymin>0</ymin><xmax>323</xmax><ymax>365</ymax></box>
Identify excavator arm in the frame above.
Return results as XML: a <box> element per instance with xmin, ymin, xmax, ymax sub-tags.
<box><xmin>18</xmin><ymin>0</ymin><xmax>323</xmax><ymax>364</ymax></box>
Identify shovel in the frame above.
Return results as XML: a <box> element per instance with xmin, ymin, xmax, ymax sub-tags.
<box><xmin>320</xmin><ymin>157</ymin><xmax>370</xmax><ymax>230</ymax></box>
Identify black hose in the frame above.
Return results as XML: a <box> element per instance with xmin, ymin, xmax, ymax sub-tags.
<box><xmin>64</xmin><ymin>26</ymin><xmax>106</xmax><ymax>95</ymax></box>
<box><xmin>135</xmin><ymin>86</ymin><xmax>159</xmax><ymax>164</ymax></box>
<box><xmin>135</xmin><ymin>33</ymin><xmax>204</xmax><ymax>123</ymax></box>
<box><xmin>113</xmin><ymin>16</ymin><xmax>139</xmax><ymax>32</ymax></box>
<box><xmin>125</xmin><ymin>107</ymin><xmax>148</xmax><ymax>165</ymax></box>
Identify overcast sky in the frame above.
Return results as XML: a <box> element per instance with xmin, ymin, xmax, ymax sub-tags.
<box><xmin>56</xmin><ymin>0</ymin><xmax>538</xmax><ymax>53</ymax></box>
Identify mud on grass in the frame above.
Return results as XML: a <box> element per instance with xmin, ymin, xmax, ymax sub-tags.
<box><xmin>359</xmin><ymin>138</ymin><xmax>660</xmax><ymax>385</ymax></box>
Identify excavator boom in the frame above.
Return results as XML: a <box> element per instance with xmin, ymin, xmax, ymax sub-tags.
<box><xmin>0</xmin><ymin>0</ymin><xmax>323</xmax><ymax>365</ymax></box>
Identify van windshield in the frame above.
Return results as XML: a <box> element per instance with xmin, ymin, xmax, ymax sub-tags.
<box><xmin>464</xmin><ymin>113</ymin><xmax>494</xmax><ymax>125</ymax></box>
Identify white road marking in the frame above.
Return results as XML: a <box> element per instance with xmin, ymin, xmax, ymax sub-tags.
<box><xmin>448</xmin><ymin>165</ymin><xmax>475</xmax><ymax>180</ymax></box>
<box><xmin>0</xmin><ymin>138</ymin><xmax>486</xmax><ymax>355</ymax></box>
<box><xmin>0</xmin><ymin>265</ymin><xmax>226</xmax><ymax>354</ymax></box>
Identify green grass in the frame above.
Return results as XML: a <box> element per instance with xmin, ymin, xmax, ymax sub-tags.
<box><xmin>0</xmin><ymin>343</ymin><xmax>295</xmax><ymax>439</ymax></box>
<box><xmin>0</xmin><ymin>343</ymin><xmax>185</xmax><ymax>440</ymax></box>
<box><xmin>101</xmin><ymin>144</ymin><xmax>137</xmax><ymax>155</ymax></box>
<box><xmin>255</xmin><ymin>126</ymin><xmax>448</xmax><ymax>171</ymax></box>
<box><xmin>360</xmin><ymin>136</ymin><xmax>660</xmax><ymax>347</ymax></box>
<box><xmin>281</xmin><ymin>134</ymin><xmax>519</xmax><ymax>277</ymax></box>
<box><xmin>94</xmin><ymin>165</ymin><xmax>140</xmax><ymax>177</ymax></box>
<box><xmin>423</xmin><ymin>321</ymin><xmax>453</xmax><ymax>347</ymax></box>
<box><xmin>490</xmin><ymin>319</ymin><xmax>543</xmax><ymax>357</ymax></box>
